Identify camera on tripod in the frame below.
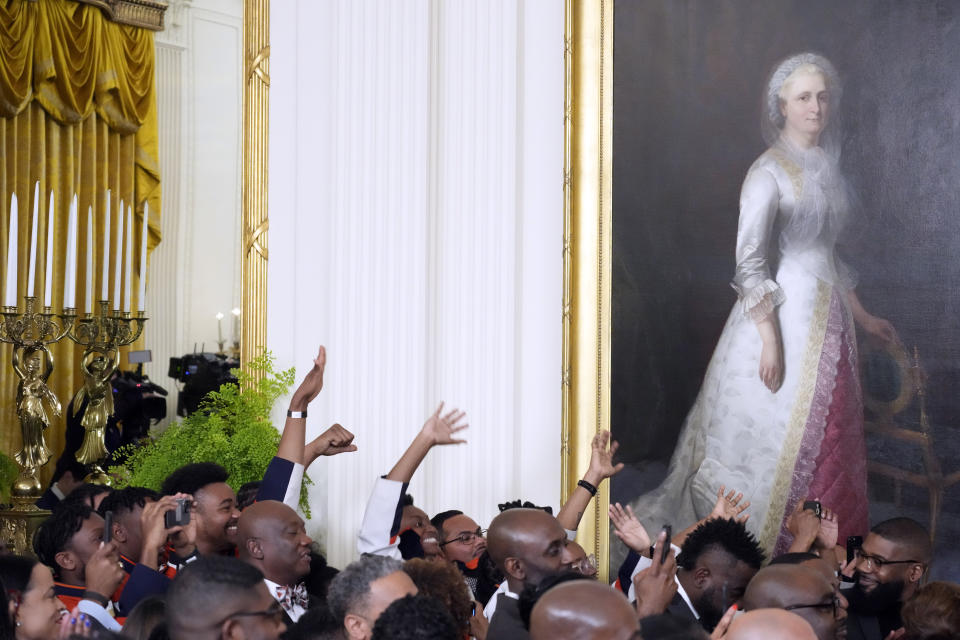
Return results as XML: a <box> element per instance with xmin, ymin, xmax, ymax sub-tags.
<box><xmin>168</xmin><ymin>352</ymin><xmax>238</xmax><ymax>416</ymax></box>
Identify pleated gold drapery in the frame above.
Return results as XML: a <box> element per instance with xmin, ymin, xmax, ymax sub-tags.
<box><xmin>0</xmin><ymin>0</ymin><xmax>161</xmax><ymax>487</ymax></box>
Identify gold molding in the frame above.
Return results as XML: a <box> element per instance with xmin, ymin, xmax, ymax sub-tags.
<box><xmin>562</xmin><ymin>0</ymin><xmax>613</xmax><ymax>581</ymax></box>
<box><xmin>75</xmin><ymin>0</ymin><xmax>169</xmax><ymax>31</ymax></box>
<box><xmin>241</xmin><ymin>0</ymin><xmax>269</xmax><ymax>369</ymax></box>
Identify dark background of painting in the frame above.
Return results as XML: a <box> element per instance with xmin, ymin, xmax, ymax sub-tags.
<box><xmin>611</xmin><ymin>0</ymin><xmax>960</xmax><ymax>577</ymax></box>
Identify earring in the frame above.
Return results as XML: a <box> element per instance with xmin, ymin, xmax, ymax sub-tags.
<box><xmin>15</xmin><ymin>621</ymin><xmax>20</xmax><ymax>627</ymax></box>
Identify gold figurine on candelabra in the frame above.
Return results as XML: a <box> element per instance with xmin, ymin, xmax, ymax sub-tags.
<box><xmin>0</xmin><ymin>296</ymin><xmax>75</xmax><ymax>503</ymax></box>
<box><xmin>13</xmin><ymin>346</ymin><xmax>60</xmax><ymax>473</ymax></box>
<box><xmin>67</xmin><ymin>301</ymin><xmax>146</xmax><ymax>484</ymax></box>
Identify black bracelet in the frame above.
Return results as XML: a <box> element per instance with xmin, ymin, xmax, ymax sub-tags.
<box><xmin>82</xmin><ymin>590</ymin><xmax>109</xmax><ymax>607</ymax></box>
<box><xmin>577</xmin><ymin>479</ymin><xmax>598</xmax><ymax>496</ymax></box>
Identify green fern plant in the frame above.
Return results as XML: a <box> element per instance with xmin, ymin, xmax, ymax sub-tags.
<box><xmin>109</xmin><ymin>351</ymin><xmax>311</xmax><ymax>516</ymax></box>
<box><xmin>0</xmin><ymin>452</ymin><xmax>19</xmax><ymax>503</ymax></box>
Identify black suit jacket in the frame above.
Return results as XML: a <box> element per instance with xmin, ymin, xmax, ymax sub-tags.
<box><xmin>667</xmin><ymin>592</ymin><xmax>699</xmax><ymax>622</ymax></box>
<box><xmin>487</xmin><ymin>594</ymin><xmax>529</xmax><ymax>640</ymax></box>
<box><xmin>845</xmin><ymin>611</ymin><xmax>882</xmax><ymax>640</ymax></box>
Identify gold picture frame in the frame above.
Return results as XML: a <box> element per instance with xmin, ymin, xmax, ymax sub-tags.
<box><xmin>562</xmin><ymin>0</ymin><xmax>613</xmax><ymax>581</ymax></box>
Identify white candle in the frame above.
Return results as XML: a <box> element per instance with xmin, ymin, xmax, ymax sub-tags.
<box><xmin>231</xmin><ymin>307</ymin><xmax>241</xmax><ymax>342</ymax></box>
<box><xmin>123</xmin><ymin>205</ymin><xmax>132</xmax><ymax>312</ymax></box>
<box><xmin>27</xmin><ymin>182</ymin><xmax>39</xmax><ymax>297</ymax></box>
<box><xmin>101</xmin><ymin>191</ymin><xmax>110</xmax><ymax>301</ymax></box>
<box><xmin>85</xmin><ymin>207</ymin><xmax>93</xmax><ymax>314</ymax></box>
<box><xmin>43</xmin><ymin>190</ymin><xmax>54</xmax><ymax>307</ymax></box>
<box><xmin>216</xmin><ymin>312</ymin><xmax>224</xmax><ymax>345</ymax></box>
<box><xmin>63</xmin><ymin>195</ymin><xmax>78</xmax><ymax>309</ymax></box>
<box><xmin>113</xmin><ymin>199</ymin><xmax>123</xmax><ymax>310</ymax></box>
<box><xmin>137</xmin><ymin>201</ymin><xmax>149</xmax><ymax>311</ymax></box>
<box><xmin>4</xmin><ymin>193</ymin><xmax>18</xmax><ymax>307</ymax></box>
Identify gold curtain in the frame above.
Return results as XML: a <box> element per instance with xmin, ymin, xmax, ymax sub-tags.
<box><xmin>0</xmin><ymin>0</ymin><xmax>161</xmax><ymax>486</ymax></box>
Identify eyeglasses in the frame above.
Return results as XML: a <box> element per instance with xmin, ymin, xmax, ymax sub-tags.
<box><xmin>565</xmin><ymin>554</ymin><xmax>597</xmax><ymax>577</ymax></box>
<box><xmin>854</xmin><ymin>549</ymin><xmax>921</xmax><ymax>571</ymax></box>
<box><xmin>440</xmin><ymin>528</ymin><xmax>486</xmax><ymax>547</ymax></box>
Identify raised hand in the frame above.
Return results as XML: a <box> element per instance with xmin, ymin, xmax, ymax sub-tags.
<box><xmin>633</xmin><ymin>530</ymin><xmax>679</xmax><ymax>618</ymax></box>
<box><xmin>290</xmin><ymin>346</ymin><xmax>326</xmax><ymax>410</ymax></box>
<box><xmin>585</xmin><ymin>430</ymin><xmax>624</xmax><ymax>484</ymax></box>
<box><xmin>58</xmin><ymin>607</ymin><xmax>90</xmax><ymax>639</ymax></box>
<box><xmin>814</xmin><ymin>506</ymin><xmax>839</xmax><ymax>551</ymax></box>
<box><xmin>84</xmin><ymin>541</ymin><xmax>125</xmax><ymax>599</ymax></box>
<box><xmin>420</xmin><ymin>402</ymin><xmax>468</xmax><ymax>446</ymax></box>
<box><xmin>609</xmin><ymin>502</ymin><xmax>651</xmax><ymax>553</ymax></box>
<box><xmin>308</xmin><ymin>423</ymin><xmax>358</xmax><ymax>458</ymax></box>
<box><xmin>709</xmin><ymin>485</ymin><xmax>751</xmax><ymax>523</ymax></box>
<box><xmin>787</xmin><ymin>498</ymin><xmax>822</xmax><ymax>552</ymax></box>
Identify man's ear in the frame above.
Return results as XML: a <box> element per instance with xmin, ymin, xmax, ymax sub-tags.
<box><xmin>504</xmin><ymin>557</ymin><xmax>525</xmax><ymax>582</ymax></box>
<box><xmin>246</xmin><ymin>538</ymin><xmax>264</xmax><ymax>560</ymax></box>
<box><xmin>906</xmin><ymin>563</ymin><xmax>925</xmax><ymax>585</ymax></box>
<box><xmin>55</xmin><ymin>550</ymin><xmax>77</xmax><ymax>573</ymax></box>
<box><xmin>693</xmin><ymin>565</ymin><xmax>711</xmax><ymax>589</ymax></box>
<box><xmin>112</xmin><ymin>522</ymin><xmax>127</xmax><ymax>544</ymax></box>
<box><xmin>343</xmin><ymin>613</ymin><xmax>370</xmax><ymax>640</ymax></box>
<box><xmin>221</xmin><ymin>618</ymin><xmax>243</xmax><ymax>640</ymax></box>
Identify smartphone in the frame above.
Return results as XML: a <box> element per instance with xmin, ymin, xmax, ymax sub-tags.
<box><xmin>103</xmin><ymin>510</ymin><xmax>113</xmax><ymax>544</ymax></box>
<box><xmin>846</xmin><ymin>535</ymin><xmax>863</xmax><ymax>565</ymax></box>
<box><xmin>802</xmin><ymin>500</ymin><xmax>822</xmax><ymax>518</ymax></box>
<box><xmin>660</xmin><ymin>525</ymin><xmax>673</xmax><ymax>564</ymax></box>
<box><xmin>164</xmin><ymin>498</ymin><xmax>191</xmax><ymax>528</ymax></box>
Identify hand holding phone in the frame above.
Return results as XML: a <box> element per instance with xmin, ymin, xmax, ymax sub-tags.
<box><xmin>164</xmin><ymin>498</ymin><xmax>192</xmax><ymax>529</ymax></box>
<box><xmin>660</xmin><ymin>525</ymin><xmax>673</xmax><ymax>565</ymax></box>
<box><xmin>802</xmin><ymin>500</ymin><xmax>822</xmax><ymax>518</ymax></box>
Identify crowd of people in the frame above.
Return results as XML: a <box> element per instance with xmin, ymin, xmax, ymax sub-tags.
<box><xmin>1</xmin><ymin>346</ymin><xmax>957</xmax><ymax>640</ymax></box>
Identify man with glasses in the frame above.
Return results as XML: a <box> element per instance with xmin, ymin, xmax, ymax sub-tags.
<box><xmin>166</xmin><ymin>555</ymin><xmax>287</xmax><ymax>640</ymax></box>
<box><xmin>742</xmin><ymin>563</ymin><xmax>841</xmax><ymax>640</ymax></box>
<box><xmin>485</xmin><ymin>508</ymin><xmax>569</xmax><ymax>639</ymax></box>
<box><xmin>843</xmin><ymin>517</ymin><xmax>931</xmax><ymax>640</ymax></box>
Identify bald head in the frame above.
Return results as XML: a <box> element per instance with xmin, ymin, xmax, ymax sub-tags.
<box><xmin>529</xmin><ymin>581</ymin><xmax>637</xmax><ymax>640</ymax></box>
<box><xmin>727</xmin><ymin>609</ymin><xmax>817</xmax><ymax>640</ymax></box>
<box><xmin>487</xmin><ymin>509</ymin><xmax>567</xmax><ymax>591</ymax></box>
<box><xmin>743</xmin><ymin>565</ymin><xmax>837</xmax><ymax>640</ymax></box>
<box><xmin>237</xmin><ymin>500</ymin><xmax>313</xmax><ymax>586</ymax></box>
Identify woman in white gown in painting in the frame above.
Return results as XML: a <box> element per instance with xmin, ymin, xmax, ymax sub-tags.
<box><xmin>631</xmin><ymin>53</ymin><xmax>897</xmax><ymax>555</ymax></box>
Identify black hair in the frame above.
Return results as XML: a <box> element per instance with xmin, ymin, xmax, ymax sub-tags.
<box><xmin>161</xmin><ymin>462</ymin><xmax>229</xmax><ymax>496</ymax></box>
<box><xmin>236</xmin><ymin>481</ymin><xmax>261</xmax><ymax>510</ymax></box>
<box><xmin>497</xmin><ymin>499</ymin><xmax>554</xmax><ymax>515</ymax></box>
<box><xmin>769</xmin><ymin>551</ymin><xmax>821</xmax><ymax>565</ymax></box>
<box><xmin>50</xmin><ymin>454</ymin><xmax>89</xmax><ymax>485</ymax></box>
<box><xmin>517</xmin><ymin>571</ymin><xmax>589</xmax><ymax>629</ymax></box>
<box><xmin>303</xmin><ymin>548</ymin><xmax>340</xmax><ymax>601</ymax></box>
<box><xmin>283</xmin><ymin>604</ymin><xmax>341</xmax><ymax>640</ymax></box>
<box><xmin>871</xmin><ymin>517</ymin><xmax>932</xmax><ymax>564</ymax></box>
<box><xmin>33</xmin><ymin>501</ymin><xmax>97</xmax><ymax>576</ymax></box>
<box><xmin>61</xmin><ymin>483</ymin><xmax>113</xmax><ymax>510</ymax></box>
<box><xmin>97</xmin><ymin>487</ymin><xmax>161</xmax><ymax>518</ymax></box>
<box><xmin>677</xmin><ymin>518</ymin><xmax>765</xmax><ymax>571</ymax></box>
<box><xmin>371</xmin><ymin>594</ymin><xmax>460</xmax><ymax>640</ymax></box>
<box><xmin>401</xmin><ymin>493</ymin><xmax>415</xmax><ymax>508</ymax></box>
<box><xmin>121</xmin><ymin>595</ymin><xmax>166</xmax><ymax>640</ymax></box>
<box><xmin>430</xmin><ymin>510</ymin><xmax>463</xmax><ymax>540</ymax></box>
<box><xmin>165</xmin><ymin>556</ymin><xmax>264</xmax><ymax>636</ymax></box>
<box><xmin>0</xmin><ymin>556</ymin><xmax>38</xmax><ymax>640</ymax></box>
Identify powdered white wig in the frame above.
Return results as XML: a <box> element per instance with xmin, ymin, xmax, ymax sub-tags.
<box><xmin>762</xmin><ymin>52</ymin><xmax>843</xmax><ymax>157</ymax></box>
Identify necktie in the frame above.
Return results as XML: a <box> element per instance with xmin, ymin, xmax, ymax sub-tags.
<box><xmin>275</xmin><ymin>583</ymin><xmax>309</xmax><ymax>610</ymax></box>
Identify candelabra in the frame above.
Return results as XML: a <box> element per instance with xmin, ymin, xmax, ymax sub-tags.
<box><xmin>66</xmin><ymin>301</ymin><xmax>147</xmax><ymax>485</ymax></box>
<box><xmin>0</xmin><ymin>297</ymin><xmax>74</xmax><ymax>555</ymax></box>
<box><xmin>0</xmin><ymin>297</ymin><xmax>75</xmax><ymax>504</ymax></box>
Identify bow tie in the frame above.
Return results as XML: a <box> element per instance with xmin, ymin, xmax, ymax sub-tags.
<box><xmin>275</xmin><ymin>583</ymin><xmax>309</xmax><ymax>610</ymax></box>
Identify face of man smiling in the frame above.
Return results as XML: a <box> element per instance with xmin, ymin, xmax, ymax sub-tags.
<box><xmin>193</xmin><ymin>481</ymin><xmax>242</xmax><ymax>554</ymax></box>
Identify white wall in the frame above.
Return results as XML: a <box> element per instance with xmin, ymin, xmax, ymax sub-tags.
<box><xmin>269</xmin><ymin>0</ymin><xmax>565</xmax><ymax>568</ymax></box>
<box><xmin>146</xmin><ymin>0</ymin><xmax>243</xmax><ymax>422</ymax></box>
